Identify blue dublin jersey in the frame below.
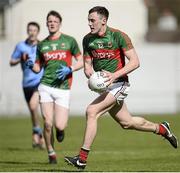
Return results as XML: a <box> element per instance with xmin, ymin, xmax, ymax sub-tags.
<box><xmin>11</xmin><ymin>40</ymin><xmax>44</xmax><ymax>88</ymax></box>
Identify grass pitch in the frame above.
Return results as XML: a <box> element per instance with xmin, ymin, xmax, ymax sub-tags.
<box><xmin>0</xmin><ymin>114</ymin><xmax>180</xmax><ymax>172</ymax></box>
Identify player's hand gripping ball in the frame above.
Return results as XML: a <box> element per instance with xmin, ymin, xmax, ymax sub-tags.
<box><xmin>88</xmin><ymin>71</ymin><xmax>108</xmax><ymax>92</ymax></box>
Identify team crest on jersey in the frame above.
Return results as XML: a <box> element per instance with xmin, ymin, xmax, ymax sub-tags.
<box><xmin>51</xmin><ymin>43</ymin><xmax>58</xmax><ymax>50</ymax></box>
<box><xmin>108</xmin><ymin>42</ymin><xmax>112</xmax><ymax>48</ymax></box>
<box><xmin>61</xmin><ymin>43</ymin><xmax>66</xmax><ymax>48</ymax></box>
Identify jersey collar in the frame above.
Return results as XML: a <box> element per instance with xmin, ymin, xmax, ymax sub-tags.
<box><xmin>48</xmin><ymin>32</ymin><xmax>62</xmax><ymax>40</ymax></box>
<box><xmin>98</xmin><ymin>26</ymin><xmax>110</xmax><ymax>37</ymax></box>
<box><xmin>25</xmin><ymin>39</ymin><xmax>39</xmax><ymax>46</ymax></box>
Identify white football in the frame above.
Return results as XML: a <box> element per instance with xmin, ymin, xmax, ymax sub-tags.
<box><xmin>88</xmin><ymin>71</ymin><xmax>108</xmax><ymax>92</ymax></box>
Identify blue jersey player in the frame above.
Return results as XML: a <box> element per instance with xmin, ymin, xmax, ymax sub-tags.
<box><xmin>10</xmin><ymin>22</ymin><xmax>45</xmax><ymax>149</ymax></box>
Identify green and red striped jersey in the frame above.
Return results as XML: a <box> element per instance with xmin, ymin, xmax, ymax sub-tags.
<box><xmin>83</xmin><ymin>26</ymin><xmax>134</xmax><ymax>82</ymax></box>
<box><xmin>36</xmin><ymin>33</ymin><xmax>81</xmax><ymax>89</ymax></box>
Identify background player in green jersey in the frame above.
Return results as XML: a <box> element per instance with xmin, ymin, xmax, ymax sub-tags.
<box><xmin>65</xmin><ymin>6</ymin><xmax>178</xmax><ymax>169</ymax></box>
<box><xmin>26</xmin><ymin>10</ymin><xmax>83</xmax><ymax>164</ymax></box>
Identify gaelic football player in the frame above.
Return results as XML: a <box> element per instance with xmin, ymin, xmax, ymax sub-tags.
<box><xmin>10</xmin><ymin>22</ymin><xmax>45</xmax><ymax>149</ymax></box>
<box><xmin>26</xmin><ymin>11</ymin><xmax>83</xmax><ymax>164</ymax></box>
<box><xmin>65</xmin><ymin>6</ymin><xmax>178</xmax><ymax>169</ymax></box>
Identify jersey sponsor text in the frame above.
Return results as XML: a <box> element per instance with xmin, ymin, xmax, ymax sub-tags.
<box><xmin>44</xmin><ymin>51</ymin><xmax>67</xmax><ymax>61</ymax></box>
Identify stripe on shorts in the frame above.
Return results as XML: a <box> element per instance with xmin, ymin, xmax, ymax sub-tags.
<box><xmin>114</xmin><ymin>82</ymin><xmax>127</xmax><ymax>99</ymax></box>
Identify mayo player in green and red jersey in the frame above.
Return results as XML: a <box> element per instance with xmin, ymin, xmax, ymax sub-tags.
<box><xmin>65</xmin><ymin>6</ymin><xmax>178</xmax><ymax>169</ymax></box>
<box><xmin>26</xmin><ymin>10</ymin><xmax>83</xmax><ymax>164</ymax></box>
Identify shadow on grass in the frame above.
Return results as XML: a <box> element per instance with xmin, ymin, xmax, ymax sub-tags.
<box><xmin>1</xmin><ymin>146</ymin><xmax>46</xmax><ymax>152</ymax></box>
<box><xmin>0</xmin><ymin>161</ymin><xmax>85</xmax><ymax>172</ymax></box>
<box><xmin>0</xmin><ymin>161</ymin><xmax>101</xmax><ymax>172</ymax></box>
<box><xmin>31</xmin><ymin>168</ymin><xmax>82</xmax><ymax>172</ymax></box>
<box><xmin>0</xmin><ymin>161</ymin><xmax>46</xmax><ymax>165</ymax></box>
<box><xmin>31</xmin><ymin>168</ymin><xmax>104</xmax><ymax>172</ymax></box>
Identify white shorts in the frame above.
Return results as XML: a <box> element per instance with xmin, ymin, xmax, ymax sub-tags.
<box><xmin>107</xmin><ymin>82</ymin><xmax>130</xmax><ymax>104</ymax></box>
<box><xmin>38</xmin><ymin>84</ymin><xmax>70</xmax><ymax>109</ymax></box>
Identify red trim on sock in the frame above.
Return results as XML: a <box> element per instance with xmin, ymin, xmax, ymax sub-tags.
<box><xmin>79</xmin><ymin>148</ymin><xmax>89</xmax><ymax>162</ymax></box>
<box><xmin>49</xmin><ymin>154</ymin><xmax>56</xmax><ymax>159</ymax></box>
<box><xmin>158</xmin><ymin>124</ymin><xmax>167</xmax><ymax>135</ymax></box>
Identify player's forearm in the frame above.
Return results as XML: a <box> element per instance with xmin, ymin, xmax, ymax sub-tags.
<box><xmin>84</xmin><ymin>63</ymin><xmax>93</xmax><ymax>78</ymax></box>
<box><xmin>114</xmin><ymin>57</ymin><xmax>140</xmax><ymax>79</ymax></box>
<box><xmin>71</xmin><ymin>59</ymin><xmax>83</xmax><ymax>72</ymax></box>
<box><xmin>31</xmin><ymin>63</ymin><xmax>41</xmax><ymax>73</ymax></box>
<box><xmin>114</xmin><ymin>48</ymin><xmax>140</xmax><ymax>79</ymax></box>
<box><xmin>9</xmin><ymin>59</ymin><xmax>20</xmax><ymax>66</ymax></box>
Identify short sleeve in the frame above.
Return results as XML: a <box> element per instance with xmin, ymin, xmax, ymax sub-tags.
<box><xmin>70</xmin><ymin>37</ymin><xmax>81</xmax><ymax>57</ymax></box>
<box><xmin>11</xmin><ymin>43</ymin><xmax>22</xmax><ymax>60</ymax></box>
<box><xmin>83</xmin><ymin>36</ymin><xmax>91</xmax><ymax>59</ymax></box>
<box><xmin>118</xmin><ymin>31</ymin><xmax>134</xmax><ymax>52</ymax></box>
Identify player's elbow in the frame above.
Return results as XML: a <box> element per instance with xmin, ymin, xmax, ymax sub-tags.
<box><xmin>32</xmin><ymin>64</ymin><xmax>41</xmax><ymax>73</ymax></box>
<box><xmin>120</xmin><ymin>121</ymin><xmax>134</xmax><ymax>129</ymax></box>
<box><xmin>9</xmin><ymin>61</ymin><xmax>13</xmax><ymax>66</ymax></box>
<box><xmin>133</xmin><ymin>59</ymin><xmax>140</xmax><ymax>70</ymax></box>
<box><xmin>33</xmin><ymin>68</ymin><xmax>41</xmax><ymax>73</ymax></box>
<box><xmin>76</xmin><ymin>60</ymin><xmax>84</xmax><ymax>71</ymax></box>
<box><xmin>9</xmin><ymin>60</ymin><xmax>17</xmax><ymax>66</ymax></box>
<box><xmin>136</xmin><ymin>61</ymin><xmax>140</xmax><ymax>69</ymax></box>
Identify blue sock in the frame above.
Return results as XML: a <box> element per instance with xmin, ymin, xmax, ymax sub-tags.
<box><xmin>33</xmin><ymin>126</ymin><xmax>43</xmax><ymax>137</ymax></box>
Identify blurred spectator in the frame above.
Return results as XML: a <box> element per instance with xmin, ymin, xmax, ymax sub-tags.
<box><xmin>157</xmin><ymin>8</ymin><xmax>178</xmax><ymax>31</ymax></box>
<box><xmin>144</xmin><ymin>0</ymin><xmax>180</xmax><ymax>42</ymax></box>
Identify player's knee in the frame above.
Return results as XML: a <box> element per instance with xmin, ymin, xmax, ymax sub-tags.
<box><xmin>44</xmin><ymin>121</ymin><xmax>52</xmax><ymax>132</ymax></box>
<box><xmin>55</xmin><ymin>123</ymin><xmax>67</xmax><ymax>131</ymax></box>
<box><xmin>86</xmin><ymin>106</ymin><xmax>98</xmax><ymax>120</ymax></box>
<box><xmin>29</xmin><ymin>102</ymin><xmax>38</xmax><ymax>112</ymax></box>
